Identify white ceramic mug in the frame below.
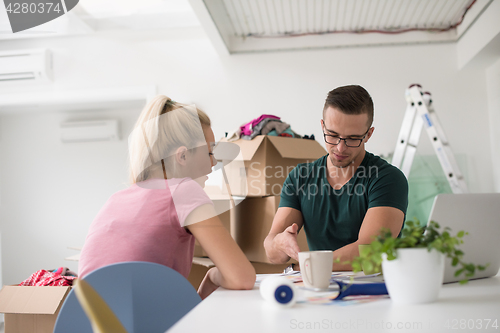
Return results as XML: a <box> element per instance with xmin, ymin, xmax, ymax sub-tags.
<box><xmin>298</xmin><ymin>250</ymin><xmax>334</xmax><ymax>290</ymax></box>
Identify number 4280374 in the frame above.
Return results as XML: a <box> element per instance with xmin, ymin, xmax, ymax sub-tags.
<box><xmin>5</xmin><ymin>2</ymin><xmax>62</xmax><ymax>14</ymax></box>
<box><xmin>445</xmin><ymin>319</ymin><xmax>498</xmax><ymax>330</ymax></box>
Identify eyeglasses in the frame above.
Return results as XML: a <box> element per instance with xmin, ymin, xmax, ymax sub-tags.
<box><xmin>323</xmin><ymin>127</ymin><xmax>370</xmax><ymax>148</ymax></box>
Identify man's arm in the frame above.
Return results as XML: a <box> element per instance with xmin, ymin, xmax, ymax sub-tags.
<box><xmin>331</xmin><ymin>206</ymin><xmax>405</xmax><ymax>270</ymax></box>
<box><xmin>264</xmin><ymin>207</ymin><xmax>304</xmax><ymax>264</ymax></box>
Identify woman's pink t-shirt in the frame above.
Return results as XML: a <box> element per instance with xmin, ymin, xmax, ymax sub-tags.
<box><xmin>78</xmin><ymin>178</ymin><xmax>212</xmax><ymax>278</ymax></box>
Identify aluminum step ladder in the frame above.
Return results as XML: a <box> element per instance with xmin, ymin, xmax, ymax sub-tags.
<box><xmin>392</xmin><ymin>84</ymin><xmax>468</xmax><ymax>194</ymax></box>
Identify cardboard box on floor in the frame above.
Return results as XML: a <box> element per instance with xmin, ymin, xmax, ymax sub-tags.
<box><xmin>219</xmin><ymin>135</ymin><xmax>326</xmax><ymax>197</ymax></box>
<box><xmin>231</xmin><ymin>195</ymin><xmax>309</xmax><ymax>264</ymax></box>
<box><xmin>0</xmin><ymin>285</ymin><xmax>71</xmax><ymax>333</ymax></box>
<box><xmin>188</xmin><ymin>257</ymin><xmax>290</xmax><ymax>290</ymax></box>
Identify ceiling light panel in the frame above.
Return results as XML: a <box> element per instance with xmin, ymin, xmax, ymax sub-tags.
<box><xmin>194</xmin><ymin>0</ymin><xmax>490</xmax><ymax>53</ymax></box>
<box><xmin>220</xmin><ymin>0</ymin><xmax>475</xmax><ymax>38</ymax></box>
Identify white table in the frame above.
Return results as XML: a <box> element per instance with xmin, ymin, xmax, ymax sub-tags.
<box><xmin>169</xmin><ymin>273</ymin><xmax>500</xmax><ymax>333</ymax></box>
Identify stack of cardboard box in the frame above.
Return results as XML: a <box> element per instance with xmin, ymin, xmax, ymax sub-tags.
<box><xmin>189</xmin><ymin>135</ymin><xmax>327</xmax><ymax>289</ymax></box>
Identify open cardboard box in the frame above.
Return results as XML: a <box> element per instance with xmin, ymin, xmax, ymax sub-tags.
<box><xmin>219</xmin><ymin>135</ymin><xmax>326</xmax><ymax>197</ymax></box>
<box><xmin>0</xmin><ymin>285</ymin><xmax>71</xmax><ymax>333</ymax></box>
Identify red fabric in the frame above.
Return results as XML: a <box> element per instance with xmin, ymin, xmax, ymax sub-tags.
<box><xmin>19</xmin><ymin>270</ymin><xmax>77</xmax><ymax>286</ymax></box>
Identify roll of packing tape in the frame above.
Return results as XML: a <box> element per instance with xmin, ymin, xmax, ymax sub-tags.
<box><xmin>260</xmin><ymin>276</ymin><xmax>296</xmax><ymax>307</ymax></box>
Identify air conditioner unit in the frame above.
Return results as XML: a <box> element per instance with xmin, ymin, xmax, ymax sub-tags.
<box><xmin>60</xmin><ymin>120</ymin><xmax>120</xmax><ymax>143</ymax></box>
<box><xmin>0</xmin><ymin>49</ymin><xmax>53</xmax><ymax>82</ymax></box>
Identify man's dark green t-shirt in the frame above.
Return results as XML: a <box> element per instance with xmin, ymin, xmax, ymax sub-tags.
<box><xmin>279</xmin><ymin>152</ymin><xmax>409</xmax><ymax>251</ymax></box>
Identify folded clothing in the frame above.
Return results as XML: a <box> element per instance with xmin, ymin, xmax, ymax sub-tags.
<box><xmin>242</xmin><ymin>119</ymin><xmax>286</xmax><ymax>140</ymax></box>
<box><xmin>240</xmin><ymin>114</ymin><xmax>280</xmax><ymax>137</ymax></box>
<box><xmin>234</xmin><ymin>114</ymin><xmax>308</xmax><ymax>141</ymax></box>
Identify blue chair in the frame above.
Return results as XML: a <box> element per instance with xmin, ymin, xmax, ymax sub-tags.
<box><xmin>73</xmin><ymin>279</ymin><xmax>128</xmax><ymax>333</ymax></box>
<box><xmin>53</xmin><ymin>262</ymin><xmax>202</xmax><ymax>333</ymax></box>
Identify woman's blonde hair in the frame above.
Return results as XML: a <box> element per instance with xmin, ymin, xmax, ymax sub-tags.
<box><xmin>128</xmin><ymin>95</ymin><xmax>211</xmax><ymax>184</ymax></box>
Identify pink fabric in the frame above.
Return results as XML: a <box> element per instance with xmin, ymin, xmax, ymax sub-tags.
<box><xmin>19</xmin><ymin>270</ymin><xmax>77</xmax><ymax>286</ymax></box>
<box><xmin>78</xmin><ymin>178</ymin><xmax>213</xmax><ymax>279</ymax></box>
<box><xmin>239</xmin><ymin>114</ymin><xmax>280</xmax><ymax>136</ymax></box>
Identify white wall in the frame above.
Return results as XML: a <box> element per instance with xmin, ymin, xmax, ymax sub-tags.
<box><xmin>0</xmin><ymin>26</ymin><xmax>495</xmax><ymax>284</ymax></box>
<box><xmin>0</xmin><ymin>108</ymin><xmax>139</xmax><ymax>284</ymax></box>
<box><xmin>486</xmin><ymin>58</ymin><xmax>500</xmax><ymax>192</ymax></box>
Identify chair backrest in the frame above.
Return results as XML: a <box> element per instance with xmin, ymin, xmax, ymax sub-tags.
<box><xmin>53</xmin><ymin>261</ymin><xmax>202</xmax><ymax>333</ymax></box>
<box><xmin>73</xmin><ymin>279</ymin><xmax>128</xmax><ymax>333</ymax></box>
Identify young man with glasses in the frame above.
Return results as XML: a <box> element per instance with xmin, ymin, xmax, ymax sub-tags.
<box><xmin>264</xmin><ymin>85</ymin><xmax>408</xmax><ymax>270</ymax></box>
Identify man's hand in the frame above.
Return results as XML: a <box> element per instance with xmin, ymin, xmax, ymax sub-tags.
<box><xmin>264</xmin><ymin>207</ymin><xmax>304</xmax><ymax>264</ymax></box>
<box><xmin>273</xmin><ymin>223</ymin><xmax>301</xmax><ymax>261</ymax></box>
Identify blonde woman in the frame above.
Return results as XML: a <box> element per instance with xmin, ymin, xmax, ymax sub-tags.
<box><xmin>79</xmin><ymin>96</ymin><xmax>255</xmax><ymax>299</ymax></box>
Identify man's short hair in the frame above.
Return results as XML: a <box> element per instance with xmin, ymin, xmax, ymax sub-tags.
<box><xmin>323</xmin><ymin>85</ymin><xmax>374</xmax><ymax>127</ymax></box>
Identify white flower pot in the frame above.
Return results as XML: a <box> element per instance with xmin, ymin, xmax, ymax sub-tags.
<box><xmin>382</xmin><ymin>248</ymin><xmax>445</xmax><ymax>304</ymax></box>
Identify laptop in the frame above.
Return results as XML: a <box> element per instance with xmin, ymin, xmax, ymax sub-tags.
<box><xmin>426</xmin><ymin>193</ymin><xmax>500</xmax><ymax>283</ymax></box>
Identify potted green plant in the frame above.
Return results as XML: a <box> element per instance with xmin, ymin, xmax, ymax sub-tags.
<box><xmin>351</xmin><ymin>220</ymin><xmax>487</xmax><ymax>304</ymax></box>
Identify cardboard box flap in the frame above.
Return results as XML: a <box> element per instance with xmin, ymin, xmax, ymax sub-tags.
<box><xmin>0</xmin><ymin>286</ymin><xmax>71</xmax><ymax>315</ymax></box>
<box><xmin>192</xmin><ymin>257</ymin><xmax>215</xmax><ymax>268</ymax></box>
<box><xmin>267</xmin><ymin>136</ymin><xmax>326</xmax><ymax>159</ymax></box>
<box><xmin>219</xmin><ymin>136</ymin><xmax>266</xmax><ymax>161</ymax></box>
